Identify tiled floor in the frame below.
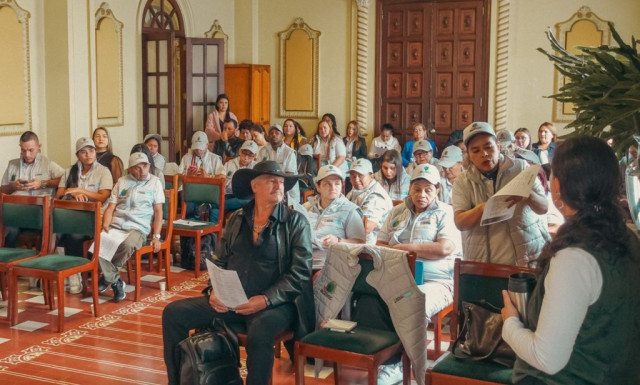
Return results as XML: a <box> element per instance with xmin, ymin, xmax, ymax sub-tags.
<box><xmin>0</xmin><ymin>261</ymin><xmax>449</xmax><ymax>384</ymax></box>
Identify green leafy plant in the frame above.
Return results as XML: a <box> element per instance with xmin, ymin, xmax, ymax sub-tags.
<box><xmin>538</xmin><ymin>22</ymin><xmax>640</xmax><ymax>154</ymax></box>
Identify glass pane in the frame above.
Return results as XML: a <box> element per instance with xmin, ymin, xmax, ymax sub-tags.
<box><xmin>161</xmin><ymin>139</ymin><xmax>170</xmax><ymax>159</ymax></box>
<box><xmin>158</xmin><ymin>40</ymin><xmax>168</xmax><ymax>72</ymax></box>
<box><xmin>193</xmin><ymin>77</ymin><xmax>204</xmax><ymax>103</ymax></box>
<box><xmin>147</xmin><ymin>41</ymin><xmax>156</xmax><ymax>72</ymax></box>
<box><xmin>160</xmin><ymin>108</ymin><xmax>169</xmax><ymax>136</ymax></box>
<box><xmin>164</xmin><ymin>0</ymin><xmax>174</xmax><ymax>15</ymax></box>
<box><xmin>159</xmin><ymin>76</ymin><xmax>168</xmax><ymax>105</ymax></box>
<box><xmin>148</xmin><ymin>76</ymin><xmax>157</xmax><ymax>104</ymax></box>
<box><xmin>148</xmin><ymin>108</ymin><xmax>157</xmax><ymax>132</ymax></box>
<box><xmin>206</xmin><ymin>77</ymin><xmax>218</xmax><ymax>103</ymax></box>
<box><xmin>206</xmin><ymin>45</ymin><xmax>218</xmax><ymax>74</ymax></box>
<box><xmin>192</xmin><ymin>106</ymin><xmax>204</xmax><ymax>132</ymax></box>
<box><xmin>192</xmin><ymin>45</ymin><xmax>203</xmax><ymax>74</ymax></box>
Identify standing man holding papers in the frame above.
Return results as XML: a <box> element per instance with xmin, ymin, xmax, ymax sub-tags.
<box><xmin>162</xmin><ymin>160</ymin><xmax>314</xmax><ymax>385</ymax></box>
<box><xmin>98</xmin><ymin>152</ymin><xmax>164</xmax><ymax>302</ymax></box>
<box><xmin>452</xmin><ymin>122</ymin><xmax>549</xmax><ymax>266</ymax></box>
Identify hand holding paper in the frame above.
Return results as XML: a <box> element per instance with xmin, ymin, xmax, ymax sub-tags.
<box><xmin>205</xmin><ymin>260</ymin><xmax>248</xmax><ymax>310</ymax></box>
<box><xmin>481</xmin><ymin>165</ymin><xmax>540</xmax><ymax>226</ymax></box>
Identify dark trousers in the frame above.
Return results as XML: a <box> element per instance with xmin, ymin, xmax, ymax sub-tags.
<box><xmin>162</xmin><ymin>295</ymin><xmax>295</xmax><ymax>385</ymax></box>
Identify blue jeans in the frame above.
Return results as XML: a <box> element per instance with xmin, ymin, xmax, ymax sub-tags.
<box><xmin>224</xmin><ymin>194</ymin><xmax>250</xmax><ymax>212</ymax></box>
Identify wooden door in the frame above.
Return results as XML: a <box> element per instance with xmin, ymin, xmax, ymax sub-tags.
<box><xmin>142</xmin><ymin>31</ymin><xmax>176</xmax><ymax>161</ymax></box>
<box><xmin>376</xmin><ymin>0</ymin><xmax>489</xmax><ymax>150</ymax></box>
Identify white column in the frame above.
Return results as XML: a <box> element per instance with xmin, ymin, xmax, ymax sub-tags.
<box><xmin>355</xmin><ymin>0</ymin><xmax>370</xmax><ymax>131</ymax></box>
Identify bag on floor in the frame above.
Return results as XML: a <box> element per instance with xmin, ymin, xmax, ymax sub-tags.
<box><xmin>178</xmin><ymin>318</ymin><xmax>242</xmax><ymax>385</ymax></box>
<box><xmin>179</xmin><ymin>233</ymin><xmax>215</xmax><ymax>271</ymax></box>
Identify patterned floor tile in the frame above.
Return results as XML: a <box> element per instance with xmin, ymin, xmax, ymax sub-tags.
<box><xmin>11</xmin><ymin>320</ymin><xmax>49</xmax><ymax>332</ymax></box>
<box><xmin>140</xmin><ymin>274</ymin><xmax>165</xmax><ymax>282</ymax></box>
<box><xmin>24</xmin><ymin>296</ymin><xmax>45</xmax><ymax>304</ymax></box>
<box><xmin>47</xmin><ymin>307</ymin><xmax>84</xmax><ymax>317</ymax></box>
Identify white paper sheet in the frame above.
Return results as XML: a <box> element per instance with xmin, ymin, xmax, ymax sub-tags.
<box><xmin>173</xmin><ymin>219</ymin><xmax>205</xmax><ymax>227</ymax></box>
<box><xmin>481</xmin><ymin>165</ymin><xmax>540</xmax><ymax>226</ymax></box>
<box><xmin>89</xmin><ymin>229</ymin><xmax>129</xmax><ymax>262</ymax></box>
<box><xmin>205</xmin><ymin>259</ymin><xmax>249</xmax><ymax>310</ymax></box>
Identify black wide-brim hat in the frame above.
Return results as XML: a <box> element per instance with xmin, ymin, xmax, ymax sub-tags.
<box><xmin>232</xmin><ymin>160</ymin><xmax>300</xmax><ymax>199</ymax></box>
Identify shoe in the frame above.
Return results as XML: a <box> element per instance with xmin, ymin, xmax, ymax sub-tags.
<box><xmin>112</xmin><ymin>279</ymin><xmax>126</xmax><ymax>303</ymax></box>
<box><xmin>377</xmin><ymin>361</ymin><xmax>402</xmax><ymax>385</ymax></box>
<box><xmin>98</xmin><ymin>276</ymin><xmax>110</xmax><ymax>293</ymax></box>
<box><xmin>67</xmin><ymin>273</ymin><xmax>83</xmax><ymax>294</ymax></box>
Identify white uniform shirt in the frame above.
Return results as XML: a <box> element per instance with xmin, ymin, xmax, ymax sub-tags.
<box><xmin>312</xmin><ymin>136</ymin><xmax>348</xmax><ymax>173</ymax></box>
<box><xmin>2</xmin><ymin>153</ymin><xmax>64</xmax><ymax>197</ymax></box>
<box><xmin>223</xmin><ymin>158</ymin><xmax>256</xmax><ymax>195</ymax></box>
<box><xmin>178</xmin><ymin>150</ymin><xmax>224</xmax><ymax>176</ymax></box>
<box><xmin>108</xmin><ymin>173</ymin><xmax>165</xmax><ymax>235</ymax></box>
<box><xmin>405</xmin><ymin>157</ymin><xmax>441</xmax><ymax>176</ymax></box>
<box><xmin>373</xmin><ymin>170</ymin><xmax>410</xmax><ymax>200</ymax></box>
<box><xmin>58</xmin><ymin>161</ymin><xmax>114</xmax><ymax>194</ymax></box>
<box><xmin>152</xmin><ymin>152</ymin><xmax>166</xmax><ymax>173</ymax></box>
<box><xmin>257</xmin><ymin>144</ymin><xmax>300</xmax><ymax>203</ymax></box>
<box><xmin>368</xmin><ymin>135</ymin><xmax>402</xmax><ymax>158</ymax></box>
<box><xmin>346</xmin><ymin>179</ymin><xmax>393</xmax><ymax>244</ymax></box>
<box><xmin>438</xmin><ymin>176</ymin><xmax>454</xmax><ymax>205</ymax></box>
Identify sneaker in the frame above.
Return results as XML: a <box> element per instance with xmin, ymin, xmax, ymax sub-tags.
<box><xmin>98</xmin><ymin>276</ymin><xmax>110</xmax><ymax>293</ymax></box>
<box><xmin>377</xmin><ymin>361</ymin><xmax>402</xmax><ymax>385</ymax></box>
<box><xmin>112</xmin><ymin>279</ymin><xmax>126</xmax><ymax>303</ymax></box>
<box><xmin>67</xmin><ymin>273</ymin><xmax>83</xmax><ymax>294</ymax></box>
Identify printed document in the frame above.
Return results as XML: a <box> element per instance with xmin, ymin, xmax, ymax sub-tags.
<box><xmin>481</xmin><ymin>165</ymin><xmax>540</xmax><ymax>226</ymax></box>
<box><xmin>205</xmin><ymin>259</ymin><xmax>248</xmax><ymax>309</ymax></box>
<box><xmin>89</xmin><ymin>228</ymin><xmax>129</xmax><ymax>262</ymax></box>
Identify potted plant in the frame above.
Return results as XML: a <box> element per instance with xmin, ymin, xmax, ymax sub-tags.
<box><xmin>538</xmin><ymin>22</ymin><xmax>640</xmax><ymax>228</ymax></box>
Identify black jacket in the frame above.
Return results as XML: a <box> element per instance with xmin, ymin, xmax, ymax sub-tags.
<box><xmin>344</xmin><ymin>137</ymin><xmax>368</xmax><ymax>160</ymax></box>
<box><xmin>213</xmin><ymin>137</ymin><xmax>244</xmax><ymax>158</ymax></box>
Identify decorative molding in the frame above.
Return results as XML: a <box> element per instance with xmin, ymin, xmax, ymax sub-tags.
<box><xmin>205</xmin><ymin>19</ymin><xmax>228</xmax><ymax>62</ymax></box>
<box><xmin>95</xmin><ymin>2</ymin><xmax>124</xmax><ymax>126</ymax></box>
<box><xmin>493</xmin><ymin>0</ymin><xmax>509</xmax><ymax>132</ymax></box>
<box><xmin>0</xmin><ymin>0</ymin><xmax>32</xmax><ymax>136</ymax></box>
<box><xmin>278</xmin><ymin>18</ymin><xmax>321</xmax><ymax>118</ymax></box>
<box><xmin>355</xmin><ymin>0</ymin><xmax>369</xmax><ymax>133</ymax></box>
<box><xmin>552</xmin><ymin>6</ymin><xmax>611</xmax><ymax>122</ymax></box>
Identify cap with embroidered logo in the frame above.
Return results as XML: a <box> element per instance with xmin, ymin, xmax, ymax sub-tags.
<box><xmin>348</xmin><ymin>158</ymin><xmax>373</xmax><ymax>175</ymax></box>
<box><xmin>410</xmin><ymin>164</ymin><xmax>441</xmax><ymax>185</ymax></box>
<box><xmin>191</xmin><ymin>131</ymin><xmax>208</xmax><ymax>151</ymax></box>
<box><xmin>75</xmin><ymin>137</ymin><xmax>96</xmax><ymax>153</ymax></box>
<box><xmin>128</xmin><ymin>152</ymin><xmax>150</xmax><ymax>168</ymax></box>
<box><xmin>438</xmin><ymin>145</ymin><xmax>464</xmax><ymax>168</ymax></box>
<box><xmin>240</xmin><ymin>140</ymin><xmax>258</xmax><ymax>154</ymax></box>
<box><xmin>413</xmin><ymin>140</ymin><xmax>433</xmax><ymax>154</ymax></box>
<box><xmin>298</xmin><ymin>144</ymin><xmax>313</xmax><ymax>156</ymax></box>
<box><xmin>496</xmin><ymin>130</ymin><xmax>515</xmax><ymax>145</ymax></box>
<box><xmin>315</xmin><ymin>164</ymin><xmax>344</xmax><ymax>183</ymax></box>
<box><xmin>463</xmin><ymin>122</ymin><xmax>496</xmax><ymax>146</ymax></box>
<box><xmin>268</xmin><ymin>124</ymin><xmax>283</xmax><ymax>134</ymax></box>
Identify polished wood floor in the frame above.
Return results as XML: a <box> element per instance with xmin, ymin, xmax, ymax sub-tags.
<box><xmin>0</xmin><ymin>260</ymin><xmax>447</xmax><ymax>384</ymax></box>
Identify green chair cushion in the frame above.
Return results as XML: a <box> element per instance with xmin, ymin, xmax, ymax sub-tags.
<box><xmin>299</xmin><ymin>326</ymin><xmax>399</xmax><ymax>355</ymax></box>
<box><xmin>0</xmin><ymin>248</ymin><xmax>37</xmax><ymax>263</ymax></box>
<box><xmin>184</xmin><ymin>183</ymin><xmax>221</xmax><ymax>206</ymax></box>
<box><xmin>2</xmin><ymin>203</ymin><xmax>43</xmax><ymax>230</ymax></box>
<box><xmin>458</xmin><ymin>274</ymin><xmax>510</xmax><ymax>315</ymax></box>
<box><xmin>173</xmin><ymin>220</ymin><xmax>217</xmax><ymax>230</ymax></box>
<box><xmin>15</xmin><ymin>254</ymin><xmax>91</xmax><ymax>271</ymax></box>
<box><xmin>53</xmin><ymin>208</ymin><xmax>96</xmax><ymax>237</ymax></box>
<box><xmin>431</xmin><ymin>353</ymin><xmax>513</xmax><ymax>383</ymax></box>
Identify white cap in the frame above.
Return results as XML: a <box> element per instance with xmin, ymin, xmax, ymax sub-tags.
<box><xmin>496</xmin><ymin>130</ymin><xmax>515</xmax><ymax>145</ymax></box>
<box><xmin>144</xmin><ymin>133</ymin><xmax>162</xmax><ymax>144</ymax></box>
<box><xmin>298</xmin><ymin>144</ymin><xmax>313</xmax><ymax>156</ymax></box>
<box><xmin>514</xmin><ymin>148</ymin><xmax>541</xmax><ymax>165</ymax></box>
<box><xmin>410</xmin><ymin>164</ymin><xmax>441</xmax><ymax>185</ymax></box>
<box><xmin>463</xmin><ymin>122</ymin><xmax>496</xmax><ymax>146</ymax></box>
<box><xmin>349</xmin><ymin>158</ymin><xmax>373</xmax><ymax>175</ymax></box>
<box><xmin>128</xmin><ymin>152</ymin><xmax>150</xmax><ymax>168</ymax></box>
<box><xmin>240</xmin><ymin>140</ymin><xmax>258</xmax><ymax>154</ymax></box>
<box><xmin>191</xmin><ymin>131</ymin><xmax>208</xmax><ymax>151</ymax></box>
<box><xmin>268</xmin><ymin>124</ymin><xmax>283</xmax><ymax>134</ymax></box>
<box><xmin>75</xmin><ymin>137</ymin><xmax>96</xmax><ymax>153</ymax></box>
<box><xmin>315</xmin><ymin>164</ymin><xmax>344</xmax><ymax>183</ymax></box>
<box><xmin>438</xmin><ymin>145</ymin><xmax>463</xmax><ymax>168</ymax></box>
<box><xmin>413</xmin><ymin>140</ymin><xmax>433</xmax><ymax>154</ymax></box>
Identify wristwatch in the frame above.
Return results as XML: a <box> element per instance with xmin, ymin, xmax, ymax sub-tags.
<box><xmin>153</xmin><ymin>234</ymin><xmax>161</xmax><ymax>240</ymax></box>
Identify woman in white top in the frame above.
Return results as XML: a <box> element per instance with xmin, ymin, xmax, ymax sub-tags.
<box><xmin>310</xmin><ymin>120</ymin><xmax>347</xmax><ymax>172</ymax></box>
<box><xmin>501</xmin><ymin>136</ymin><xmax>640</xmax><ymax>384</ymax></box>
<box><xmin>373</xmin><ymin>149</ymin><xmax>410</xmax><ymax>200</ymax></box>
<box><xmin>343</xmin><ymin>120</ymin><xmax>368</xmax><ymax>169</ymax></box>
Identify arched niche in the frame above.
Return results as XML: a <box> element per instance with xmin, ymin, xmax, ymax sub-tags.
<box><xmin>95</xmin><ymin>2</ymin><xmax>124</xmax><ymax>126</ymax></box>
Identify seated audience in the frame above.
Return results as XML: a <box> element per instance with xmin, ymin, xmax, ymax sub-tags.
<box><xmin>303</xmin><ymin>165</ymin><xmax>365</xmax><ymax>269</ymax></box>
<box><xmin>130</xmin><ymin>143</ymin><xmax>165</xmax><ymax>189</ymax></box>
<box><xmin>162</xmin><ymin>160</ymin><xmax>314</xmax><ymax>385</ymax></box>
<box><xmin>144</xmin><ymin>133</ymin><xmax>166</xmax><ymax>172</ymax></box>
<box><xmin>343</xmin><ymin>120</ymin><xmax>367</xmax><ymax>169</ymax></box>
<box><xmin>321</xmin><ymin>112</ymin><xmax>340</xmax><ymax>137</ymax></box>
<box><xmin>250</xmin><ymin>123</ymin><xmax>268</xmax><ymax>149</ymax></box>
<box><xmin>374</xmin><ymin>150</ymin><xmax>410</xmax><ymax>200</ymax></box>
<box><xmin>213</xmin><ymin>119</ymin><xmax>243</xmax><ymax>159</ymax></box>
<box><xmin>378</xmin><ymin>165</ymin><xmax>461</xmax><ymax>322</ymax></box>
<box><xmin>205</xmin><ymin>93</ymin><xmax>238</xmax><ymax>146</ymax></box>
<box><xmin>283</xmin><ymin>118</ymin><xmax>307</xmax><ymax>150</ymax></box>
<box><xmin>497</xmin><ymin>129</ymin><xmax>518</xmax><ymax>157</ymax></box>
<box><xmin>402</xmin><ymin>122</ymin><xmax>438</xmax><ymax>167</ymax></box>
<box><xmin>452</xmin><ymin>122</ymin><xmax>549</xmax><ymax>266</ymax></box>
<box><xmin>368</xmin><ymin>123</ymin><xmax>401</xmax><ymax>159</ymax></box>
<box><xmin>310</xmin><ymin>119</ymin><xmax>347</xmax><ymax>173</ymax></box>
<box><xmin>532</xmin><ymin>122</ymin><xmax>557</xmax><ymax>166</ymax></box>
<box><xmin>405</xmin><ymin>140</ymin><xmax>440</xmax><ymax>176</ymax></box>
<box><xmin>98</xmin><ymin>152</ymin><xmax>164</xmax><ymax>302</ymax></box>
<box><xmin>346</xmin><ymin>159</ymin><xmax>393</xmax><ymax>244</ymax></box>
<box><xmin>224</xmin><ymin>140</ymin><xmax>258</xmax><ymax>211</ymax></box>
<box><xmin>238</xmin><ymin>119</ymin><xmax>254</xmax><ymax>141</ymax></box>
<box><xmin>257</xmin><ymin>124</ymin><xmax>299</xmax><ymax>204</ymax></box>
<box><xmin>501</xmin><ymin>136</ymin><xmax>640</xmax><ymax>384</ymax></box>
<box><xmin>514</xmin><ymin>127</ymin><xmax>533</xmax><ymax>150</ymax></box>
<box><xmin>437</xmin><ymin>145</ymin><xmax>464</xmax><ymax>204</ymax></box>
<box><xmin>93</xmin><ymin>127</ymin><xmax>124</xmax><ymax>184</ymax></box>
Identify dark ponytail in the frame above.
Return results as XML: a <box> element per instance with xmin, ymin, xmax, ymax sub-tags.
<box><xmin>66</xmin><ymin>163</ymin><xmax>80</xmax><ymax>188</ymax></box>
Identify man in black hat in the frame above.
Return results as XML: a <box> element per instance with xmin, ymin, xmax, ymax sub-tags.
<box><xmin>162</xmin><ymin>160</ymin><xmax>314</xmax><ymax>385</ymax></box>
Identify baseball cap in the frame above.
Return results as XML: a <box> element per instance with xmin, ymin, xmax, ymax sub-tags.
<box><xmin>413</xmin><ymin>140</ymin><xmax>433</xmax><ymax>154</ymax></box>
<box><xmin>268</xmin><ymin>124</ymin><xmax>283</xmax><ymax>134</ymax></box>
<box><xmin>438</xmin><ymin>145</ymin><xmax>464</xmax><ymax>168</ymax></box>
<box><xmin>463</xmin><ymin>122</ymin><xmax>496</xmax><ymax>146</ymax></box>
<box><xmin>298</xmin><ymin>144</ymin><xmax>313</xmax><ymax>156</ymax></box>
<box><xmin>240</xmin><ymin>140</ymin><xmax>258</xmax><ymax>154</ymax></box>
<box><xmin>514</xmin><ymin>148</ymin><xmax>541</xmax><ymax>165</ymax></box>
<box><xmin>315</xmin><ymin>164</ymin><xmax>344</xmax><ymax>183</ymax></box>
<box><xmin>349</xmin><ymin>158</ymin><xmax>373</xmax><ymax>175</ymax></box>
<box><xmin>410</xmin><ymin>164</ymin><xmax>441</xmax><ymax>185</ymax></box>
<box><xmin>496</xmin><ymin>130</ymin><xmax>515</xmax><ymax>145</ymax></box>
<box><xmin>75</xmin><ymin>137</ymin><xmax>96</xmax><ymax>153</ymax></box>
<box><xmin>128</xmin><ymin>152</ymin><xmax>150</xmax><ymax>168</ymax></box>
<box><xmin>191</xmin><ymin>131</ymin><xmax>208</xmax><ymax>151</ymax></box>
<box><xmin>143</xmin><ymin>133</ymin><xmax>162</xmax><ymax>144</ymax></box>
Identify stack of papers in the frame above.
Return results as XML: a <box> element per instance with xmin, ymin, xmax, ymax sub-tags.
<box><xmin>324</xmin><ymin>319</ymin><xmax>357</xmax><ymax>332</ymax></box>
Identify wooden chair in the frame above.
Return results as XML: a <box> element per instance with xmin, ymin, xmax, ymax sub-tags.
<box><xmin>10</xmin><ymin>200</ymin><xmax>102</xmax><ymax>332</ymax></box>
<box><xmin>294</xmin><ymin>250</ymin><xmax>417</xmax><ymax>385</ymax></box>
<box><xmin>429</xmin><ymin>303</ymin><xmax>453</xmax><ymax>360</ymax></box>
<box><xmin>172</xmin><ymin>175</ymin><xmax>225</xmax><ymax>278</ymax></box>
<box><xmin>126</xmin><ymin>188</ymin><xmax>176</xmax><ymax>301</ymax></box>
<box><xmin>0</xmin><ymin>194</ymin><xmax>51</xmax><ymax>302</ymax></box>
<box><xmin>426</xmin><ymin>260</ymin><xmax>534</xmax><ymax>385</ymax></box>
<box><xmin>301</xmin><ymin>190</ymin><xmax>315</xmax><ymax>203</ymax></box>
<box><xmin>154</xmin><ymin>175</ymin><xmax>179</xmax><ymax>272</ymax></box>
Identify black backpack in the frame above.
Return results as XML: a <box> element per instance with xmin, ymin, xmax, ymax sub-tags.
<box><xmin>179</xmin><ymin>234</ymin><xmax>216</xmax><ymax>271</ymax></box>
<box><xmin>178</xmin><ymin>318</ymin><xmax>243</xmax><ymax>385</ymax></box>
<box><xmin>297</xmin><ymin>153</ymin><xmax>318</xmax><ymax>192</ymax></box>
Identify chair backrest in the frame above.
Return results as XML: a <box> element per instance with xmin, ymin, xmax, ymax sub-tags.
<box><xmin>161</xmin><ymin>188</ymin><xmax>177</xmax><ymax>248</ymax></box>
<box><xmin>392</xmin><ymin>199</ymin><xmax>404</xmax><ymax>207</ymax></box>
<box><xmin>181</xmin><ymin>175</ymin><xmax>225</xmax><ymax>208</ymax></box>
<box><xmin>451</xmin><ymin>259</ymin><xmax>534</xmax><ymax>342</ymax></box>
<box><xmin>0</xmin><ymin>194</ymin><xmax>51</xmax><ymax>251</ymax></box>
<box><xmin>164</xmin><ymin>174</ymin><xmax>179</xmax><ymax>193</ymax></box>
<box><xmin>51</xmin><ymin>199</ymin><xmax>101</xmax><ymax>257</ymax></box>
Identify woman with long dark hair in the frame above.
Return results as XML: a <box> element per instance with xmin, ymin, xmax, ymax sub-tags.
<box><xmin>373</xmin><ymin>150</ymin><xmax>409</xmax><ymax>200</ymax></box>
<box><xmin>93</xmin><ymin>127</ymin><xmax>124</xmax><ymax>184</ymax></box>
<box><xmin>310</xmin><ymin>119</ymin><xmax>347</xmax><ymax>172</ymax></box>
<box><xmin>501</xmin><ymin>136</ymin><xmax>640</xmax><ymax>384</ymax></box>
<box><xmin>531</xmin><ymin>122</ymin><xmax>557</xmax><ymax>165</ymax></box>
<box><xmin>283</xmin><ymin>118</ymin><xmax>307</xmax><ymax>150</ymax></box>
<box><xmin>205</xmin><ymin>93</ymin><xmax>238</xmax><ymax>145</ymax></box>
<box><xmin>343</xmin><ymin>120</ymin><xmax>367</xmax><ymax>167</ymax></box>
<box><xmin>514</xmin><ymin>127</ymin><xmax>533</xmax><ymax>150</ymax></box>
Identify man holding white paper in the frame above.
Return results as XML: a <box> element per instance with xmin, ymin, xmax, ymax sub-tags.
<box><xmin>162</xmin><ymin>160</ymin><xmax>314</xmax><ymax>385</ymax></box>
<box><xmin>98</xmin><ymin>152</ymin><xmax>164</xmax><ymax>302</ymax></box>
<box><xmin>452</xmin><ymin>122</ymin><xmax>550</xmax><ymax>266</ymax></box>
